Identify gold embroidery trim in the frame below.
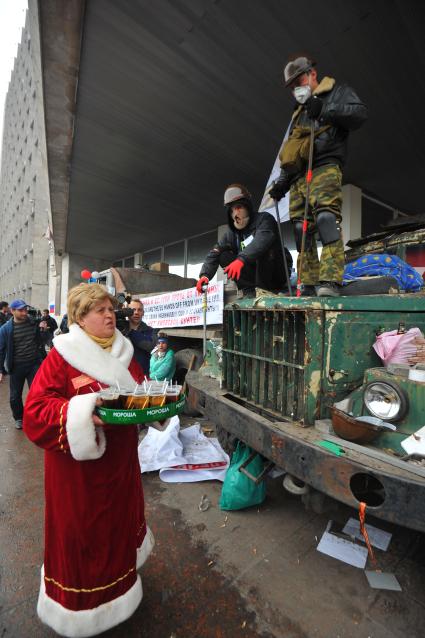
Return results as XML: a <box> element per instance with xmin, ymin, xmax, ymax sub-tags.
<box><xmin>58</xmin><ymin>402</ymin><xmax>68</xmax><ymax>453</ymax></box>
<box><xmin>44</xmin><ymin>566</ymin><xmax>135</xmax><ymax>593</ymax></box>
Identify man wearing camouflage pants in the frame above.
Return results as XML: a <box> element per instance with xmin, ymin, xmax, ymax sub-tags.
<box><xmin>270</xmin><ymin>56</ymin><xmax>367</xmax><ymax>296</ymax></box>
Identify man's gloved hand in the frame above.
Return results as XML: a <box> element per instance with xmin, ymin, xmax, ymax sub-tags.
<box><xmin>269</xmin><ymin>177</ymin><xmax>290</xmax><ymax>202</ymax></box>
<box><xmin>224</xmin><ymin>258</ymin><xmax>244</xmax><ymax>281</ymax></box>
<box><xmin>196</xmin><ymin>276</ymin><xmax>209</xmax><ymax>294</ymax></box>
<box><xmin>305</xmin><ymin>95</ymin><xmax>323</xmax><ymax>120</ymax></box>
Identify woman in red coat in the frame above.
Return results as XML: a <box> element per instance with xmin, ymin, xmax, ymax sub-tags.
<box><xmin>24</xmin><ymin>283</ymin><xmax>154</xmax><ymax>637</ymax></box>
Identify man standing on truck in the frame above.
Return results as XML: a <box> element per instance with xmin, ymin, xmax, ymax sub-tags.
<box><xmin>124</xmin><ymin>298</ymin><xmax>157</xmax><ymax>373</ymax></box>
<box><xmin>269</xmin><ymin>56</ymin><xmax>367</xmax><ymax>297</ymax></box>
<box><xmin>196</xmin><ymin>184</ymin><xmax>293</xmax><ymax>297</ymax></box>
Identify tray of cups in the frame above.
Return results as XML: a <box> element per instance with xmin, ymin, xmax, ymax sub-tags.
<box><xmin>96</xmin><ymin>384</ymin><xmax>185</xmax><ymax>424</ymax></box>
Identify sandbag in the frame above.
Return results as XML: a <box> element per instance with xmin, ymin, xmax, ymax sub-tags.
<box><xmin>219</xmin><ymin>441</ymin><xmax>266</xmax><ymax>511</ymax></box>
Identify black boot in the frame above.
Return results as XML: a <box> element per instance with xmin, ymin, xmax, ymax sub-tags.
<box><xmin>315</xmin><ymin>281</ymin><xmax>341</xmax><ymax>297</ymax></box>
<box><xmin>301</xmin><ymin>285</ymin><xmax>316</xmax><ymax>297</ymax></box>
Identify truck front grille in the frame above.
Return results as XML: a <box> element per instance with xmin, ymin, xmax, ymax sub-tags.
<box><xmin>222</xmin><ymin>308</ymin><xmax>307</xmax><ymax>421</ymax></box>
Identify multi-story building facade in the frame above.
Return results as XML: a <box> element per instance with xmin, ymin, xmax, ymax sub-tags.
<box><xmin>0</xmin><ymin>7</ymin><xmax>52</xmax><ymax>310</ymax></box>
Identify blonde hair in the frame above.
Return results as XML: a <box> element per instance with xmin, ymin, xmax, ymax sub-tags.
<box><xmin>67</xmin><ymin>283</ymin><xmax>117</xmax><ymax>326</ymax></box>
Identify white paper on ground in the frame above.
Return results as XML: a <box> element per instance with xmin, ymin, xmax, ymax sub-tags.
<box><xmin>365</xmin><ymin>570</ymin><xmax>402</xmax><ymax>591</ymax></box>
<box><xmin>401</xmin><ymin>424</ymin><xmax>425</xmax><ymax>456</ymax></box>
<box><xmin>342</xmin><ymin>517</ymin><xmax>392</xmax><ymax>551</ymax></box>
<box><xmin>317</xmin><ymin>521</ymin><xmax>368</xmax><ymax>569</ymax></box>
<box><xmin>138</xmin><ymin>416</ymin><xmax>229</xmax><ymax>482</ymax></box>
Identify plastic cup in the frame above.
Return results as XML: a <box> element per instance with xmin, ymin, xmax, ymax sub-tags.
<box><xmin>119</xmin><ymin>391</ymin><xmax>133</xmax><ymax>408</ymax></box>
<box><xmin>165</xmin><ymin>389</ymin><xmax>180</xmax><ymax>404</ymax></box>
<box><xmin>130</xmin><ymin>392</ymin><xmax>150</xmax><ymax>409</ymax></box>
<box><xmin>99</xmin><ymin>390</ymin><xmax>120</xmax><ymax>409</ymax></box>
<box><xmin>149</xmin><ymin>390</ymin><xmax>167</xmax><ymax>407</ymax></box>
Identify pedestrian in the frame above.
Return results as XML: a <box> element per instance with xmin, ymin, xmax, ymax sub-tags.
<box><xmin>39</xmin><ymin>308</ymin><xmax>58</xmax><ymax>349</ymax></box>
<box><xmin>196</xmin><ymin>184</ymin><xmax>293</xmax><ymax>297</ymax></box>
<box><xmin>0</xmin><ymin>298</ymin><xmax>46</xmax><ymax>429</ymax></box>
<box><xmin>59</xmin><ymin>313</ymin><xmax>69</xmax><ymax>334</ymax></box>
<box><xmin>23</xmin><ymin>283</ymin><xmax>154</xmax><ymax>637</ymax></box>
<box><xmin>124</xmin><ymin>299</ymin><xmax>157</xmax><ymax>372</ymax></box>
<box><xmin>0</xmin><ymin>301</ymin><xmax>11</xmax><ymax>326</ymax></box>
<box><xmin>269</xmin><ymin>55</ymin><xmax>367</xmax><ymax>296</ymax></box>
<box><xmin>149</xmin><ymin>332</ymin><xmax>176</xmax><ymax>382</ymax></box>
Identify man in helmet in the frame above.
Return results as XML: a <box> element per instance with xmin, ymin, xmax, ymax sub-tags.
<box><xmin>269</xmin><ymin>56</ymin><xmax>367</xmax><ymax>296</ymax></box>
<box><xmin>196</xmin><ymin>184</ymin><xmax>293</xmax><ymax>296</ymax></box>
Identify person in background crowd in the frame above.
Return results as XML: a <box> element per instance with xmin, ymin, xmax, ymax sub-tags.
<box><xmin>0</xmin><ymin>301</ymin><xmax>11</xmax><ymax>326</ymax></box>
<box><xmin>269</xmin><ymin>55</ymin><xmax>367</xmax><ymax>297</ymax></box>
<box><xmin>149</xmin><ymin>332</ymin><xmax>176</xmax><ymax>381</ymax></box>
<box><xmin>39</xmin><ymin>309</ymin><xmax>58</xmax><ymax>349</ymax></box>
<box><xmin>197</xmin><ymin>184</ymin><xmax>293</xmax><ymax>297</ymax></box>
<box><xmin>0</xmin><ymin>299</ymin><xmax>46</xmax><ymax>429</ymax></box>
<box><xmin>59</xmin><ymin>313</ymin><xmax>69</xmax><ymax>334</ymax></box>
<box><xmin>124</xmin><ymin>299</ymin><xmax>157</xmax><ymax>373</ymax></box>
<box><xmin>23</xmin><ymin>283</ymin><xmax>154</xmax><ymax>637</ymax></box>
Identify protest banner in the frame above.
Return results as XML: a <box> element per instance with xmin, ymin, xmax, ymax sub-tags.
<box><xmin>142</xmin><ymin>281</ymin><xmax>223</xmax><ymax>328</ymax></box>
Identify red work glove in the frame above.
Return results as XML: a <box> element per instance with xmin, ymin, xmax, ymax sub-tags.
<box><xmin>224</xmin><ymin>258</ymin><xmax>244</xmax><ymax>281</ymax></box>
<box><xmin>196</xmin><ymin>276</ymin><xmax>209</xmax><ymax>294</ymax></box>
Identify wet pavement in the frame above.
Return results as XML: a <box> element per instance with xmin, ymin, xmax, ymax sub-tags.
<box><xmin>1</xmin><ymin>381</ymin><xmax>425</xmax><ymax>637</ymax></box>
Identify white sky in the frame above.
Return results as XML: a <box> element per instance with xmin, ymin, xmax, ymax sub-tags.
<box><xmin>0</xmin><ymin>0</ymin><xmax>28</xmax><ymax>153</ymax></box>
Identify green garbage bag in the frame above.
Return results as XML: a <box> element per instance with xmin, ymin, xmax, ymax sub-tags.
<box><xmin>219</xmin><ymin>441</ymin><xmax>266</xmax><ymax>511</ymax></box>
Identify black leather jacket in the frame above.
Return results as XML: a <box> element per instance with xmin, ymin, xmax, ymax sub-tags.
<box><xmin>200</xmin><ymin>211</ymin><xmax>293</xmax><ymax>292</ymax></box>
<box><xmin>278</xmin><ymin>77</ymin><xmax>367</xmax><ymax>191</ymax></box>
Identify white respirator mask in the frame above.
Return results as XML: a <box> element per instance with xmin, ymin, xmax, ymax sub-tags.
<box><xmin>293</xmin><ymin>85</ymin><xmax>312</xmax><ymax>104</ymax></box>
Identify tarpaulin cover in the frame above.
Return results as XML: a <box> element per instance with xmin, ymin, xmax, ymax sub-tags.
<box><xmin>343</xmin><ymin>254</ymin><xmax>423</xmax><ymax>291</ymax></box>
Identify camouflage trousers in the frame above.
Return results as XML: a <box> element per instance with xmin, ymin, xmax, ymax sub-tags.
<box><xmin>289</xmin><ymin>164</ymin><xmax>345</xmax><ymax>285</ymax></box>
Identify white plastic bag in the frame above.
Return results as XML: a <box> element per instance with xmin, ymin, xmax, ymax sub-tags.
<box><xmin>138</xmin><ymin>416</ymin><xmax>229</xmax><ymax>481</ymax></box>
<box><xmin>373</xmin><ymin>327</ymin><xmax>423</xmax><ymax>366</ymax></box>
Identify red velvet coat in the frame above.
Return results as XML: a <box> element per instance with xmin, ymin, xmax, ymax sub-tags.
<box><xmin>23</xmin><ymin>325</ymin><xmax>154</xmax><ymax>638</ymax></box>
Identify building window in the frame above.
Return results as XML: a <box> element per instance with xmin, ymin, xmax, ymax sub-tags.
<box><xmin>361</xmin><ymin>195</ymin><xmax>396</xmax><ymax>237</ymax></box>
<box><xmin>164</xmin><ymin>241</ymin><xmax>185</xmax><ymax>277</ymax></box>
<box><xmin>187</xmin><ymin>231</ymin><xmax>217</xmax><ymax>280</ymax></box>
<box><xmin>142</xmin><ymin>248</ymin><xmax>162</xmax><ymax>267</ymax></box>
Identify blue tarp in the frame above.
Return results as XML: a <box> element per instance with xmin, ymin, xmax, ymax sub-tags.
<box><xmin>343</xmin><ymin>254</ymin><xmax>424</xmax><ymax>292</ymax></box>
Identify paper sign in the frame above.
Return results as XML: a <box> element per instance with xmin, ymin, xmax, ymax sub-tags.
<box><xmin>401</xmin><ymin>425</ymin><xmax>425</xmax><ymax>456</ymax></box>
<box><xmin>342</xmin><ymin>517</ymin><xmax>392</xmax><ymax>551</ymax></box>
<box><xmin>317</xmin><ymin>521</ymin><xmax>368</xmax><ymax>569</ymax></box>
<box><xmin>365</xmin><ymin>570</ymin><xmax>402</xmax><ymax>591</ymax></box>
<box><xmin>142</xmin><ymin>281</ymin><xmax>223</xmax><ymax>329</ymax></box>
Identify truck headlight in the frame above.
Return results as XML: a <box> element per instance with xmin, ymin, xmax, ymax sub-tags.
<box><xmin>363</xmin><ymin>381</ymin><xmax>408</xmax><ymax>422</ymax></box>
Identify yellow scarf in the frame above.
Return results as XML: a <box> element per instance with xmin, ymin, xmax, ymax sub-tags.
<box><xmin>86</xmin><ymin>332</ymin><xmax>116</xmax><ymax>352</ymax></box>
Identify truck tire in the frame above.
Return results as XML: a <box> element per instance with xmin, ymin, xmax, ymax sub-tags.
<box><xmin>175</xmin><ymin>348</ymin><xmax>203</xmax><ymax>416</ymax></box>
<box><xmin>215</xmin><ymin>423</ymin><xmax>237</xmax><ymax>456</ymax></box>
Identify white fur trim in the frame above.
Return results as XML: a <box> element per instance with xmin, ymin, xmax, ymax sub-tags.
<box><xmin>37</xmin><ymin>565</ymin><xmax>142</xmax><ymax>638</ymax></box>
<box><xmin>53</xmin><ymin>324</ymin><xmax>135</xmax><ymax>390</ymax></box>
<box><xmin>136</xmin><ymin>526</ymin><xmax>155</xmax><ymax>570</ymax></box>
<box><xmin>66</xmin><ymin>394</ymin><xmax>106</xmax><ymax>461</ymax></box>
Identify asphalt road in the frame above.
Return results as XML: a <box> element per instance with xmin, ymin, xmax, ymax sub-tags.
<box><xmin>0</xmin><ymin>381</ymin><xmax>424</xmax><ymax>638</ymax></box>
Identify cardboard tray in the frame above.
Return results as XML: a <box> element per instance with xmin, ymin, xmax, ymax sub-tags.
<box><xmin>96</xmin><ymin>395</ymin><xmax>186</xmax><ymax>424</ymax></box>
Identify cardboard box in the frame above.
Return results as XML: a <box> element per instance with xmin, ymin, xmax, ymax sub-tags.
<box><xmin>150</xmin><ymin>262</ymin><xmax>169</xmax><ymax>273</ymax></box>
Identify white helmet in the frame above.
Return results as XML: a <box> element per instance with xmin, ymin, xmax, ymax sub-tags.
<box><xmin>223</xmin><ymin>184</ymin><xmax>252</xmax><ymax>206</ymax></box>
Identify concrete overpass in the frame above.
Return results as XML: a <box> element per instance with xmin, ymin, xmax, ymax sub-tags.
<box><xmin>37</xmin><ymin>0</ymin><xmax>424</xmax><ymax>305</ymax></box>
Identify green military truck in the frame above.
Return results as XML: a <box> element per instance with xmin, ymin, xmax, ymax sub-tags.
<box><xmin>187</xmin><ymin>223</ymin><xmax>425</xmax><ymax>533</ymax></box>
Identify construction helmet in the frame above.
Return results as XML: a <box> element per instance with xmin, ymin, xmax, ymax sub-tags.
<box><xmin>223</xmin><ymin>184</ymin><xmax>252</xmax><ymax>207</ymax></box>
<box><xmin>283</xmin><ymin>56</ymin><xmax>316</xmax><ymax>87</ymax></box>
